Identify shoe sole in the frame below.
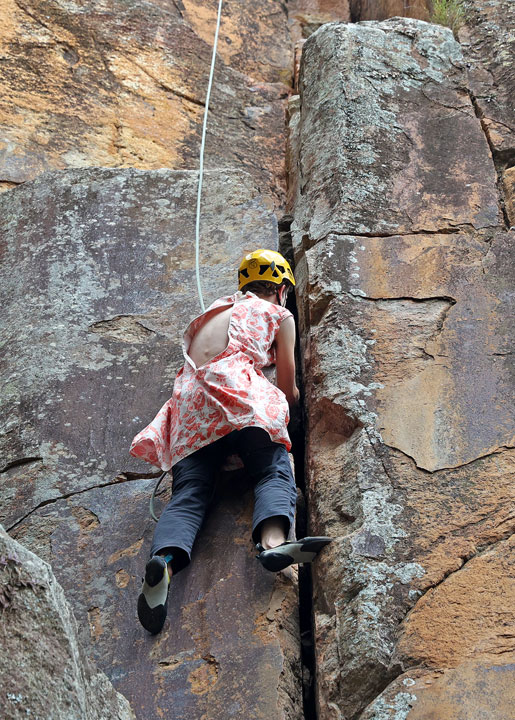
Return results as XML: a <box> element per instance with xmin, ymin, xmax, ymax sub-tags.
<box><xmin>137</xmin><ymin>592</ymin><xmax>168</xmax><ymax>635</ymax></box>
<box><xmin>258</xmin><ymin>537</ymin><xmax>333</xmax><ymax>572</ymax></box>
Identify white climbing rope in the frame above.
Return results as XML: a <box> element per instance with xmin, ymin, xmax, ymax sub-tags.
<box><xmin>150</xmin><ymin>0</ymin><xmax>224</xmax><ymax>520</ymax></box>
<box><xmin>195</xmin><ymin>0</ymin><xmax>224</xmax><ymax>312</ymax></box>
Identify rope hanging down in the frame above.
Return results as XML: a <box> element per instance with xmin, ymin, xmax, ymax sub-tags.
<box><xmin>151</xmin><ymin>0</ymin><xmax>224</xmax><ymax>521</ymax></box>
<box><xmin>195</xmin><ymin>0</ymin><xmax>224</xmax><ymax>313</ymax></box>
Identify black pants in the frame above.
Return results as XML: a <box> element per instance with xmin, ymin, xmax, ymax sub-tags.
<box><xmin>150</xmin><ymin>427</ymin><xmax>297</xmax><ymax>574</ymax></box>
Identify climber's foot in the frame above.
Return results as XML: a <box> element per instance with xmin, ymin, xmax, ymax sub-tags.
<box><xmin>137</xmin><ymin>556</ymin><xmax>170</xmax><ymax>634</ymax></box>
<box><xmin>256</xmin><ymin>536</ymin><xmax>333</xmax><ymax>572</ymax></box>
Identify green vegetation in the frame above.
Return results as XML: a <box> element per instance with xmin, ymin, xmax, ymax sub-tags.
<box><xmin>430</xmin><ymin>0</ymin><xmax>467</xmax><ymax>36</ymax></box>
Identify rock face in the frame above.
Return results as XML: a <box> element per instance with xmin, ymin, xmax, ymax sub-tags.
<box><xmin>460</xmin><ymin>0</ymin><xmax>515</xmax><ymax>163</ymax></box>
<box><xmin>459</xmin><ymin>0</ymin><xmax>515</xmax><ymax>227</ymax></box>
<box><xmin>2</xmin><ymin>2</ymin><xmax>514</xmax><ymax>720</ymax></box>
<box><xmin>1</xmin><ymin>168</ymin><xmax>302</xmax><ymax>719</ymax></box>
<box><xmin>0</xmin><ymin>0</ymin><xmax>292</xmax><ymax>207</ymax></box>
<box><xmin>289</xmin><ymin>17</ymin><xmax>514</xmax><ymax>720</ymax></box>
<box><xmin>0</xmin><ymin>167</ymin><xmax>279</xmax><ymax>529</ymax></box>
<box><xmin>0</xmin><ymin>526</ymin><xmax>135</xmax><ymax>720</ymax></box>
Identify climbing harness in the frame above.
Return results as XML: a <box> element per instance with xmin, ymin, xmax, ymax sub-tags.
<box><xmin>150</xmin><ymin>0</ymin><xmax>224</xmax><ymax>521</ymax></box>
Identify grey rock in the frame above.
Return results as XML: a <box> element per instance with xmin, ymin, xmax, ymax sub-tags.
<box><xmin>289</xmin><ymin>17</ymin><xmax>514</xmax><ymax>720</ymax></box>
<box><xmin>0</xmin><ymin>167</ymin><xmax>278</xmax><ymax>529</ymax></box>
<box><xmin>292</xmin><ymin>18</ymin><xmax>500</xmax><ymax>243</ymax></box>
<box><xmin>0</xmin><ymin>526</ymin><xmax>135</xmax><ymax>720</ymax></box>
<box><xmin>1</xmin><ymin>167</ymin><xmax>302</xmax><ymax>720</ymax></box>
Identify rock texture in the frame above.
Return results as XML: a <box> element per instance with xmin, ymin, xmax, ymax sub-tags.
<box><xmin>0</xmin><ymin>0</ymin><xmax>292</xmax><ymax>208</ymax></box>
<box><xmin>289</xmin><ymin>17</ymin><xmax>515</xmax><ymax>720</ymax></box>
<box><xmin>460</xmin><ymin>0</ymin><xmax>515</xmax><ymax>163</ymax></box>
<box><xmin>459</xmin><ymin>0</ymin><xmax>515</xmax><ymax>228</ymax></box>
<box><xmin>0</xmin><ymin>525</ymin><xmax>135</xmax><ymax>720</ymax></box>
<box><xmin>2</xmin><ymin>1</ymin><xmax>514</xmax><ymax>719</ymax></box>
<box><xmin>350</xmin><ymin>1</ymin><xmax>430</xmax><ymax>22</ymax></box>
<box><xmin>1</xmin><ymin>168</ymin><xmax>302</xmax><ymax>719</ymax></box>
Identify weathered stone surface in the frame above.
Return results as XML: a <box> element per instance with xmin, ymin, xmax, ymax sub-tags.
<box><xmin>300</xmin><ymin>231</ymin><xmax>515</xmax><ymax>472</ymax></box>
<box><xmin>395</xmin><ymin>535</ymin><xmax>515</xmax><ymax>669</ymax></box>
<box><xmin>350</xmin><ymin>0</ymin><xmax>430</xmax><ymax>22</ymax></box>
<box><xmin>290</xmin><ymin>17</ymin><xmax>514</xmax><ymax>720</ymax></box>
<box><xmin>293</xmin><ymin>19</ymin><xmax>501</xmax><ymax>242</ymax></box>
<box><xmin>10</xmin><ymin>473</ymin><xmax>302</xmax><ymax>720</ymax></box>
<box><xmin>0</xmin><ymin>526</ymin><xmax>135</xmax><ymax>720</ymax></box>
<box><xmin>1</xmin><ymin>167</ymin><xmax>302</xmax><ymax>719</ymax></box>
<box><xmin>460</xmin><ymin>0</ymin><xmax>515</xmax><ymax>164</ymax></box>
<box><xmin>0</xmin><ymin>167</ymin><xmax>278</xmax><ymax>530</ymax></box>
<box><xmin>359</xmin><ymin>662</ymin><xmax>515</xmax><ymax>720</ymax></box>
<box><xmin>288</xmin><ymin>0</ymin><xmax>350</xmax><ymax>44</ymax></box>
<box><xmin>0</xmin><ymin>0</ymin><xmax>292</xmax><ymax>208</ymax></box>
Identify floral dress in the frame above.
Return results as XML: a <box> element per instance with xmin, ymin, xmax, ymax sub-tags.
<box><xmin>129</xmin><ymin>291</ymin><xmax>293</xmax><ymax>471</ymax></box>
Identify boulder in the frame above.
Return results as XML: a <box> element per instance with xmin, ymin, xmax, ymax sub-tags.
<box><xmin>294</xmin><ymin>19</ymin><xmax>501</xmax><ymax>242</ymax></box>
<box><xmin>0</xmin><ymin>526</ymin><xmax>135</xmax><ymax>720</ymax></box>
<box><xmin>290</xmin><ymin>17</ymin><xmax>515</xmax><ymax>720</ymax></box>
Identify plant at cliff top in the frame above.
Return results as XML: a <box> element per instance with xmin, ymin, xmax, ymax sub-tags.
<box><xmin>430</xmin><ymin>0</ymin><xmax>466</xmax><ymax>36</ymax></box>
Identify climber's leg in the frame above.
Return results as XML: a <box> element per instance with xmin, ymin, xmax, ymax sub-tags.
<box><xmin>260</xmin><ymin>516</ymin><xmax>288</xmax><ymax>550</ymax></box>
<box><xmin>150</xmin><ymin>436</ymin><xmax>230</xmax><ymax>575</ymax></box>
<box><xmin>138</xmin><ymin>436</ymin><xmax>231</xmax><ymax>633</ymax></box>
<box><xmin>137</xmin><ymin>554</ymin><xmax>172</xmax><ymax>634</ymax></box>
<box><xmin>234</xmin><ymin>427</ymin><xmax>333</xmax><ymax>573</ymax></box>
<box><xmin>234</xmin><ymin>427</ymin><xmax>297</xmax><ymax>548</ymax></box>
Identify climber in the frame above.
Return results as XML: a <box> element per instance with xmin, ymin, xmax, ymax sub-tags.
<box><xmin>130</xmin><ymin>249</ymin><xmax>332</xmax><ymax>634</ymax></box>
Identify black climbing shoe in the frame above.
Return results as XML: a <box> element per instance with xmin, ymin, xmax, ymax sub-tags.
<box><xmin>137</xmin><ymin>556</ymin><xmax>170</xmax><ymax>635</ymax></box>
<box><xmin>256</xmin><ymin>536</ymin><xmax>333</xmax><ymax>572</ymax></box>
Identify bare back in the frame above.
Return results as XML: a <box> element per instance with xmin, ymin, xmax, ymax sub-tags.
<box><xmin>187</xmin><ymin>305</ymin><xmax>233</xmax><ymax>368</ymax></box>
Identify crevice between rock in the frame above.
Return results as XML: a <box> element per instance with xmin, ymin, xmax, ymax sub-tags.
<box><xmin>0</xmin><ymin>457</ymin><xmax>43</xmax><ymax>474</ymax></box>
<box><xmin>468</xmin><ymin>88</ymin><xmax>512</xmax><ymax>229</ymax></box>
<box><xmin>281</xmin><ymin>215</ymin><xmax>318</xmax><ymax>720</ymax></box>
<box><xmin>299</xmin><ymin>224</ymin><xmax>485</xmax><ymax>253</ymax></box>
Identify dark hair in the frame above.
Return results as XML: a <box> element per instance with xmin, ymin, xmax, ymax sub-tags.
<box><xmin>241</xmin><ymin>280</ymin><xmax>292</xmax><ymax>296</ymax></box>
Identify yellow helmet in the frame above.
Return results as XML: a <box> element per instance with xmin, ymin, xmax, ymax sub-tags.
<box><xmin>238</xmin><ymin>249</ymin><xmax>295</xmax><ymax>291</ymax></box>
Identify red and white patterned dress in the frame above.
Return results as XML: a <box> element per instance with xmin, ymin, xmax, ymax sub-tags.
<box><xmin>129</xmin><ymin>291</ymin><xmax>293</xmax><ymax>471</ymax></box>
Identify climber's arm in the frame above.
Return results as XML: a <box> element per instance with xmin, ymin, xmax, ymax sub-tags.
<box><xmin>275</xmin><ymin>316</ymin><xmax>300</xmax><ymax>408</ymax></box>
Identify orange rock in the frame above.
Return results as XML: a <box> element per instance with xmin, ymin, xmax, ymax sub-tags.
<box><xmin>350</xmin><ymin>0</ymin><xmax>430</xmax><ymax>22</ymax></box>
<box><xmin>360</xmin><ymin>663</ymin><xmax>515</xmax><ymax>720</ymax></box>
<box><xmin>395</xmin><ymin>536</ymin><xmax>515</xmax><ymax>669</ymax></box>
<box><xmin>0</xmin><ymin>0</ymin><xmax>293</xmax><ymax>209</ymax></box>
